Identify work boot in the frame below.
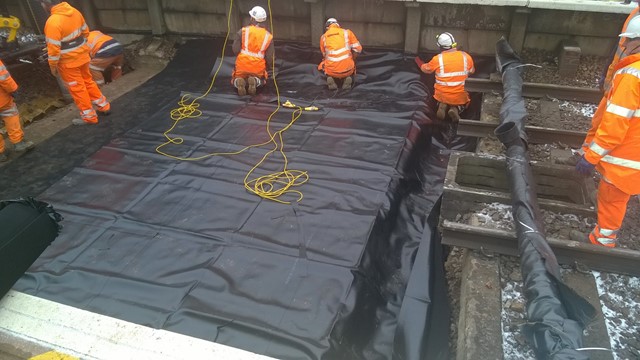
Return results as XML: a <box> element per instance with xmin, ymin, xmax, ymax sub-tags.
<box><xmin>448</xmin><ymin>107</ymin><xmax>461</xmax><ymax>123</ymax></box>
<box><xmin>436</xmin><ymin>102</ymin><xmax>447</xmax><ymax>121</ymax></box>
<box><xmin>0</xmin><ymin>152</ymin><xmax>7</xmax><ymax>162</ymax></box>
<box><xmin>235</xmin><ymin>78</ymin><xmax>247</xmax><ymax>96</ymax></box>
<box><xmin>98</xmin><ymin>109</ymin><xmax>111</xmax><ymax>116</ymax></box>
<box><xmin>14</xmin><ymin>140</ymin><xmax>34</xmax><ymax>152</ymax></box>
<box><xmin>327</xmin><ymin>76</ymin><xmax>338</xmax><ymax>90</ymax></box>
<box><xmin>342</xmin><ymin>76</ymin><xmax>353</xmax><ymax>90</ymax></box>
<box><xmin>248</xmin><ymin>77</ymin><xmax>258</xmax><ymax>96</ymax></box>
<box><xmin>569</xmin><ymin>230</ymin><xmax>589</xmax><ymax>243</ymax></box>
<box><xmin>72</xmin><ymin>118</ymin><xmax>94</xmax><ymax>126</ymax></box>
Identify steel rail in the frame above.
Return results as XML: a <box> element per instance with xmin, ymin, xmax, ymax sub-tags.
<box><xmin>466</xmin><ymin>78</ymin><xmax>602</xmax><ymax>103</ymax></box>
<box><xmin>456</xmin><ymin>119</ymin><xmax>587</xmax><ymax>147</ymax></box>
<box><xmin>441</xmin><ymin>220</ymin><xmax>640</xmax><ymax>277</ymax></box>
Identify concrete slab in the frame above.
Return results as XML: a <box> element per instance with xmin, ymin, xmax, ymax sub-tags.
<box><xmin>563</xmin><ymin>272</ymin><xmax>615</xmax><ymax>360</ymax></box>
<box><xmin>456</xmin><ymin>250</ymin><xmax>503</xmax><ymax>360</ymax></box>
<box><xmin>0</xmin><ymin>291</ymin><xmax>276</xmax><ymax>360</ymax></box>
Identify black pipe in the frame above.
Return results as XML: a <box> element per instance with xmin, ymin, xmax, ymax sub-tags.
<box><xmin>494</xmin><ymin>37</ymin><xmax>596</xmax><ymax>360</ymax></box>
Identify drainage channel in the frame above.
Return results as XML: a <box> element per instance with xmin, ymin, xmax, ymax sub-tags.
<box><xmin>446</xmin><ymin>85</ymin><xmax>640</xmax><ymax>359</ymax></box>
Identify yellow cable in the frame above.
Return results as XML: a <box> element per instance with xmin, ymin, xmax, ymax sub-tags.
<box><xmin>155</xmin><ymin>0</ymin><xmax>310</xmax><ymax>204</ymax></box>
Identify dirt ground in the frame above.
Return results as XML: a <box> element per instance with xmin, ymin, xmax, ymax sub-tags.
<box><xmin>0</xmin><ymin>36</ymin><xmax>175</xmax><ymax>166</ymax></box>
<box><xmin>526</xmin><ymin>98</ymin><xmax>596</xmax><ymax>132</ymax></box>
<box><xmin>520</xmin><ymin>48</ymin><xmax>608</xmax><ymax>88</ymax></box>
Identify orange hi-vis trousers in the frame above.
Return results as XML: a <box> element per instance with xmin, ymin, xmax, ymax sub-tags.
<box><xmin>590</xmin><ymin>180</ymin><xmax>631</xmax><ymax>248</ymax></box>
<box><xmin>59</xmin><ymin>62</ymin><xmax>110</xmax><ymax>124</ymax></box>
<box><xmin>0</xmin><ymin>99</ymin><xmax>23</xmax><ymax>153</ymax></box>
<box><xmin>90</xmin><ymin>54</ymin><xmax>124</xmax><ymax>85</ymax></box>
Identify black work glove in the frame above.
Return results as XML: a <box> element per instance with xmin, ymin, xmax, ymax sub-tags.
<box><xmin>575</xmin><ymin>156</ymin><xmax>596</xmax><ymax>176</ymax></box>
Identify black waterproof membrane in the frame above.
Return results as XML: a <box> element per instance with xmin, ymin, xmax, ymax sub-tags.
<box><xmin>494</xmin><ymin>38</ymin><xmax>596</xmax><ymax>360</ymax></box>
<box><xmin>10</xmin><ymin>39</ymin><xmax>476</xmax><ymax>359</ymax></box>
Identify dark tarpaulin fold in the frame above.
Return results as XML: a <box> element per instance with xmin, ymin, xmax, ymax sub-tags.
<box><xmin>493</xmin><ymin>37</ymin><xmax>596</xmax><ymax>360</ymax></box>
<box><xmin>9</xmin><ymin>39</ymin><xmax>461</xmax><ymax>359</ymax></box>
<box><xmin>0</xmin><ymin>197</ymin><xmax>62</xmax><ymax>298</ymax></box>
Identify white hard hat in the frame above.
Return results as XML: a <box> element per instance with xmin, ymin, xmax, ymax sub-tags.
<box><xmin>249</xmin><ymin>6</ymin><xmax>267</xmax><ymax>23</ymax></box>
<box><xmin>325</xmin><ymin>18</ymin><xmax>339</xmax><ymax>29</ymax></box>
<box><xmin>620</xmin><ymin>16</ymin><xmax>640</xmax><ymax>38</ymax></box>
<box><xmin>436</xmin><ymin>32</ymin><xmax>456</xmax><ymax>49</ymax></box>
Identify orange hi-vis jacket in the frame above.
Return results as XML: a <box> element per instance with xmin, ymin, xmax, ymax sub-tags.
<box><xmin>234</xmin><ymin>25</ymin><xmax>273</xmax><ymax>79</ymax></box>
<box><xmin>44</xmin><ymin>2</ymin><xmax>90</xmax><ymax>69</ymax></box>
<box><xmin>421</xmin><ymin>49</ymin><xmax>475</xmax><ymax>106</ymax></box>
<box><xmin>603</xmin><ymin>6</ymin><xmax>640</xmax><ymax>92</ymax></box>
<box><xmin>0</xmin><ymin>60</ymin><xmax>18</xmax><ymax>109</ymax></box>
<box><xmin>584</xmin><ymin>53</ymin><xmax>640</xmax><ymax>195</ymax></box>
<box><xmin>87</xmin><ymin>30</ymin><xmax>119</xmax><ymax>58</ymax></box>
<box><xmin>320</xmin><ymin>24</ymin><xmax>362</xmax><ymax>78</ymax></box>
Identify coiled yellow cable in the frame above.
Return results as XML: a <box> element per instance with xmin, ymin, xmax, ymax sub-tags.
<box><xmin>155</xmin><ymin>0</ymin><xmax>311</xmax><ymax>204</ymax></box>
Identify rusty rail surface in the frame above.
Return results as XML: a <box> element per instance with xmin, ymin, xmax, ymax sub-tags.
<box><xmin>456</xmin><ymin>119</ymin><xmax>586</xmax><ymax>148</ymax></box>
<box><xmin>441</xmin><ymin>220</ymin><xmax>640</xmax><ymax>277</ymax></box>
<box><xmin>466</xmin><ymin>78</ymin><xmax>602</xmax><ymax>103</ymax></box>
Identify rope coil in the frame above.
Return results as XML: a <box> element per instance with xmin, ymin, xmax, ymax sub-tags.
<box><xmin>155</xmin><ymin>0</ymin><xmax>311</xmax><ymax>204</ymax></box>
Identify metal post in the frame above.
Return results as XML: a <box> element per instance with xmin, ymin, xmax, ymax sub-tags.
<box><xmin>147</xmin><ymin>0</ymin><xmax>166</xmax><ymax>35</ymax></box>
<box><xmin>404</xmin><ymin>2</ymin><xmax>422</xmax><ymax>54</ymax></box>
<box><xmin>305</xmin><ymin>0</ymin><xmax>325</xmax><ymax>47</ymax></box>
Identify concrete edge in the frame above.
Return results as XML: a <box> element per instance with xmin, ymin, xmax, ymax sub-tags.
<box><xmin>388</xmin><ymin>0</ymin><xmax>635</xmax><ymax>14</ymax></box>
<box><xmin>0</xmin><ymin>290</ymin><xmax>276</xmax><ymax>360</ymax></box>
<box><xmin>456</xmin><ymin>250</ymin><xmax>504</xmax><ymax>360</ymax></box>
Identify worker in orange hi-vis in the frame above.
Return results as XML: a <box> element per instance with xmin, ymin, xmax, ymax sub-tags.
<box><xmin>87</xmin><ymin>30</ymin><xmax>124</xmax><ymax>85</ymax></box>
<box><xmin>39</xmin><ymin>0</ymin><xmax>110</xmax><ymax>126</ymax></box>
<box><xmin>0</xmin><ymin>60</ymin><xmax>34</xmax><ymax>162</ymax></box>
<box><xmin>231</xmin><ymin>6</ymin><xmax>274</xmax><ymax>96</ymax></box>
<box><xmin>318</xmin><ymin>18</ymin><xmax>362</xmax><ymax>90</ymax></box>
<box><xmin>583</xmin><ymin>0</ymin><xmax>640</xmax><ymax>154</ymax></box>
<box><xmin>576</xmin><ymin>16</ymin><xmax>640</xmax><ymax>248</ymax></box>
<box><xmin>416</xmin><ymin>32</ymin><xmax>475</xmax><ymax>123</ymax></box>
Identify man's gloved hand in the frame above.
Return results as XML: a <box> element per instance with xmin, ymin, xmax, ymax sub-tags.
<box><xmin>414</xmin><ymin>56</ymin><xmax>425</xmax><ymax>68</ymax></box>
<box><xmin>576</xmin><ymin>156</ymin><xmax>596</xmax><ymax>176</ymax></box>
<box><xmin>50</xmin><ymin>66</ymin><xmax>58</xmax><ymax>77</ymax></box>
<box><xmin>598</xmin><ymin>75</ymin><xmax>605</xmax><ymax>93</ymax></box>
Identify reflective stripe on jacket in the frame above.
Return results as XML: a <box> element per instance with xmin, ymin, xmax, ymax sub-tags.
<box><xmin>320</xmin><ymin>24</ymin><xmax>362</xmax><ymax>77</ymax></box>
<box><xmin>234</xmin><ymin>25</ymin><xmax>273</xmax><ymax>78</ymax></box>
<box><xmin>421</xmin><ymin>49</ymin><xmax>475</xmax><ymax>106</ymax></box>
<box><xmin>603</xmin><ymin>6</ymin><xmax>640</xmax><ymax>92</ymax></box>
<box><xmin>87</xmin><ymin>30</ymin><xmax>122</xmax><ymax>58</ymax></box>
<box><xmin>584</xmin><ymin>53</ymin><xmax>640</xmax><ymax>195</ymax></box>
<box><xmin>0</xmin><ymin>60</ymin><xmax>18</xmax><ymax>109</ymax></box>
<box><xmin>44</xmin><ymin>2</ymin><xmax>90</xmax><ymax>69</ymax></box>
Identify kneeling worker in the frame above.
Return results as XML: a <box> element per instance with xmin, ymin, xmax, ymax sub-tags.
<box><xmin>419</xmin><ymin>32</ymin><xmax>474</xmax><ymax>122</ymax></box>
<box><xmin>232</xmin><ymin>6</ymin><xmax>274</xmax><ymax>96</ymax></box>
<box><xmin>87</xmin><ymin>30</ymin><xmax>124</xmax><ymax>85</ymax></box>
<box><xmin>0</xmin><ymin>60</ymin><xmax>34</xmax><ymax>162</ymax></box>
<box><xmin>319</xmin><ymin>18</ymin><xmax>362</xmax><ymax>90</ymax></box>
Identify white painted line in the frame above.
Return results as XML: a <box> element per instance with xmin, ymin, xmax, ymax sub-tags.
<box><xmin>0</xmin><ymin>290</ymin><xmax>276</xmax><ymax>360</ymax></box>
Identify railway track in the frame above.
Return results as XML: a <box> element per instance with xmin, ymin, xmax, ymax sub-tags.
<box><xmin>466</xmin><ymin>78</ymin><xmax>602</xmax><ymax>103</ymax></box>
<box><xmin>456</xmin><ymin>119</ymin><xmax>586</xmax><ymax>147</ymax></box>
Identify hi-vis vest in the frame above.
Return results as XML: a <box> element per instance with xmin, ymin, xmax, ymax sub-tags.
<box><xmin>234</xmin><ymin>25</ymin><xmax>273</xmax><ymax>77</ymax></box>
<box><xmin>320</xmin><ymin>25</ymin><xmax>362</xmax><ymax>77</ymax></box>
<box><xmin>603</xmin><ymin>7</ymin><xmax>640</xmax><ymax>92</ymax></box>
<box><xmin>44</xmin><ymin>2</ymin><xmax>90</xmax><ymax>69</ymax></box>
<box><xmin>422</xmin><ymin>49</ymin><xmax>474</xmax><ymax>105</ymax></box>
<box><xmin>87</xmin><ymin>30</ymin><xmax>120</xmax><ymax>58</ymax></box>
<box><xmin>585</xmin><ymin>53</ymin><xmax>640</xmax><ymax>195</ymax></box>
<box><xmin>0</xmin><ymin>59</ymin><xmax>18</xmax><ymax>109</ymax></box>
